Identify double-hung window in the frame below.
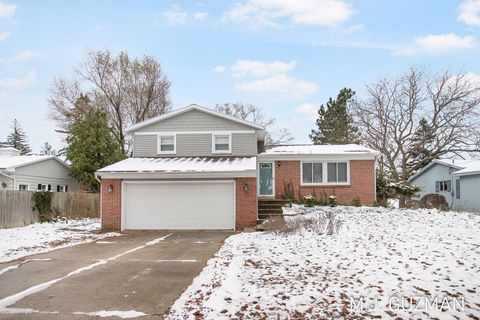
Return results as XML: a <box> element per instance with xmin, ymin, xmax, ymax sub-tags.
<box><xmin>435</xmin><ymin>180</ymin><xmax>451</xmax><ymax>192</ymax></box>
<box><xmin>302</xmin><ymin>162</ymin><xmax>323</xmax><ymax>184</ymax></box>
<box><xmin>213</xmin><ymin>134</ymin><xmax>231</xmax><ymax>153</ymax></box>
<box><xmin>327</xmin><ymin>162</ymin><xmax>348</xmax><ymax>183</ymax></box>
<box><xmin>18</xmin><ymin>184</ymin><xmax>28</xmax><ymax>191</ymax></box>
<box><xmin>158</xmin><ymin>135</ymin><xmax>176</xmax><ymax>154</ymax></box>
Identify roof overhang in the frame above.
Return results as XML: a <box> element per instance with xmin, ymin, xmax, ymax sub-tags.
<box><xmin>126</xmin><ymin>104</ymin><xmax>265</xmax><ymax>133</ymax></box>
<box><xmin>257</xmin><ymin>153</ymin><xmax>377</xmax><ymax>161</ymax></box>
<box><xmin>409</xmin><ymin>159</ymin><xmax>464</xmax><ymax>181</ymax></box>
<box><xmin>96</xmin><ymin>156</ymin><xmax>257</xmax><ymax>179</ymax></box>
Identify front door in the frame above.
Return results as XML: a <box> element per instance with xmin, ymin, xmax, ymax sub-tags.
<box><xmin>259</xmin><ymin>162</ymin><xmax>274</xmax><ymax>196</ymax></box>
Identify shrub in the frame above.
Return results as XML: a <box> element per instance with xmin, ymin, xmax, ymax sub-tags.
<box><xmin>271</xmin><ymin>209</ymin><xmax>343</xmax><ymax>235</ymax></box>
<box><xmin>303</xmin><ymin>195</ymin><xmax>316</xmax><ymax>207</ymax></box>
<box><xmin>32</xmin><ymin>191</ymin><xmax>54</xmax><ymax>222</ymax></box>
<box><xmin>328</xmin><ymin>195</ymin><xmax>337</xmax><ymax>207</ymax></box>
<box><xmin>351</xmin><ymin>196</ymin><xmax>362</xmax><ymax>207</ymax></box>
<box><xmin>282</xmin><ymin>180</ymin><xmax>295</xmax><ymax>202</ymax></box>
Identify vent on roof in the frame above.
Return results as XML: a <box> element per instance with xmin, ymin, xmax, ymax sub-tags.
<box><xmin>0</xmin><ymin>147</ymin><xmax>21</xmax><ymax>157</ymax></box>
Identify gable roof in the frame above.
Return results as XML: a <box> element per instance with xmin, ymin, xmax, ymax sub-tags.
<box><xmin>0</xmin><ymin>155</ymin><xmax>69</xmax><ymax>171</ymax></box>
<box><xmin>451</xmin><ymin>159</ymin><xmax>480</xmax><ymax>176</ymax></box>
<box><xmin>409</xmin><ymin>159</ymin><xmax>473</xmax><ymax>181</ymax></box>
<box><xmin>125</xmin><ymin>104</ymin><xmax>265</xmax><ymax>133</ymax></box>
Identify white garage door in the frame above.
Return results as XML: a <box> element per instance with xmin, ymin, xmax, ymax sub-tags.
<box><xmin>123</xmin><ymin>181</ymin><xmax>235</xmax><ymax>230</ymax></box>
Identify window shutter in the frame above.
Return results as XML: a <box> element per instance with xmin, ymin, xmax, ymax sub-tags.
<box><xmin>37</xmin><ymin>184</ymin><xmax>41</xmax><ymax>191</ymax></box>
<box><xmin>65</xmin><ymin>185</ymin><xmax>68</xmax><ymax>192</ymax></box>
<box><xmin>435</xmin><ymin>181</ymin><xmax>440</xmax><ymax>192</ymax></box>
<box><xmin>57</xmin><ymin>185</ymin><xmax>60</xmax><ymax>192</ymax></box>
<box><xmin>446</xmin><ymin>180</ymin><xmax>452</xmax><ymax>192</ymax></box>
<box><xmin>48</xmin><ymin>184</ymin><xmax>51</xmax><ymax>191</ymax></box>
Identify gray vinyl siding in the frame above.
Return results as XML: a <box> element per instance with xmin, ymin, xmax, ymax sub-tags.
<box><xmin>134</xmin><ymin>132</ymin><xmax>258</xmax><ymax>157</ymax></box>
<box><xmin>137</xmin><ymin>109</ymin><xmax>254</xmax><ymax>132</ymax></box>
<box><xmin>4</xmin><ymin>158</ymin><xmax>79</xmax><ymax>191</ymax></box>
<box><xmin>133</xmin><ymin>135</ymin><xmax>157</xmax><ymax>157</ymax></box>
<box><xmin>452</xmin><ymin>175</ymin><xmax>480</xmax><ymax>212</ymax></box>
<box><xmin>411</xmin><ymin>163</ymin><xmax>455</xmax><ymax>205</ymax></box>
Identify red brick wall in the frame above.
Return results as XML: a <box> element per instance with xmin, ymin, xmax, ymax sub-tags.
<box><xmin>101</xmin><ymin>179</ymin><xmax>122</xmax><ymax>231</ymax></box>
<box><xmin>235</xmin><ymin>177</ymin><xmax>257</xmax><ymax>230</ymax></box>
<box><xmin>274</xmin><ymin>160</ymin><xmax>375</xmax><ymax>205</ymax></box>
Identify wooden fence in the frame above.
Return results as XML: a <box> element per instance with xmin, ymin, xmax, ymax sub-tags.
<box><xmin>0</xmin><ymin>191</ymin><xmax>100</xmax><ymax>229</ymax></box>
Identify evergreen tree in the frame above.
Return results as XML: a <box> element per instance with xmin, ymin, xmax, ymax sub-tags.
<box><xmin>39</xmin><ymin>142</ymin><xmax>56</xmax><ymax>155</ymax></box>
<box><xmin>406</xmin><ymin>118</ymin><xmax>435</xmax><ymax>174</ymax></box>
<box><xmin>4</xmin><ymin>119</ymin><xmax>32</xmax><ymax>155</ymax></box>
<box><xmin>309</xmin><ymin>88</ymin><xmax>361</xmax><ymax>145</ymax></box>
<box><xmin>66</xmin><ymin>108</ymin><xmax>124</xmax><ymax>192</ymax></box>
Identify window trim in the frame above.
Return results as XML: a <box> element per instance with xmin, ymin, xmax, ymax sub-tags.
<box><xmin>212</xmin><ymin>133</ymin><xmax>232</xmax><ymax>154</ymax></box>
<box><xmin>300</xmin><ymin>160</ymin><xmax>350</xmax><ymax>186</ymax></box>
<box><xmin>157</xmin><ymin>134</ymin><xmax>177</xmax><ymax>155</ymax></box>
<box><xmin>38</xmin><ymin>184</ymin><xmax>48</xmax><ymax>192</ymax></box>
<box><xmin>18</xmin><ymin>184</ymin><xmax>29</xmax><ymax>191</ymax></box>
<box><xmin>58</xmin><ymin>185</ymin><xmax>67</xmax><ymax>192</ymax></box>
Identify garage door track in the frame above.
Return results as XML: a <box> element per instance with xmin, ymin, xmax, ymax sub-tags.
<box><xmin>0</xmin><ymin>231</ymin><xmax>232</xmax><ymax>319</ymax></box>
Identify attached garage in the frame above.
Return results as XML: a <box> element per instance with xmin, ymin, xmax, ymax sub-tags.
<box><xmin>97</xmin><ymin>157</ymin><xmax>258</xmax><ymax>231</ymax></box>
<box><xmin>122</xmin><ymin>181</ymin><xmax>235</xmax><ymax>230</ymax></box>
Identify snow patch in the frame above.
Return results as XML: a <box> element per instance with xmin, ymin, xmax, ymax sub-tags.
<box><xmin>75</xmin><ymin>310</ymin><xmax>147</xmax><ymax>318</ymax></box>
<box><xmin>0</xmin><ymin>218</ymin><xmax>120</xmax><ymax>263</ymax></box>
<box><xmin>167</xmin><ymin>206</ymin><xmax>480</xmax><ymax>319</ymax></box>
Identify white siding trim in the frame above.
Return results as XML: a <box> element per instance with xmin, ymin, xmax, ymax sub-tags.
<box><xmin>135</xmin><ymin>130</ymin><xmax>255</xmax><ymax>135</ymax></box>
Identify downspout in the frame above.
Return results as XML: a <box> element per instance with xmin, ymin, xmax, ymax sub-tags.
<box><xmin>94</xmin><ymin>173</ymin><xmax>102</xmax><ymax>224</ymax></box>
<box><xmin>0</xmin><ymin>171</ymin><xmax>15</xmax><ymax>190</ymax></box>
<box><xmin>374</xmin><ymin>156</ymin><xmax>377</xmax><ymax>204</ymax></box>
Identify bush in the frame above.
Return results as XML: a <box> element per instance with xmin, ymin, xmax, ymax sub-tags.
<box><xmin>282</xmin><ymin>180</ymin><xmax>295</xmax><ymax>202</ymax></box>
<box><xmin>420</xmin><ymin>193</ymin><xmax>448</xmax><ymax>211</ymax></box>
<box><xmin>32</xmin><ymin>191</ymin><xmax>54</xmax><ymax>222</ymax></box>
<box><xmin>303</xmin><ymin>195</ymin><xmax>316</xmax><ymax>207</ymax></box>
<box><xmin>351</xmin><ymin>196</ymin><xmax>362</xmax><ymax>207</ymax></box>
<box><xmin>270</xmin><ymin>210</ymin><xmax>343</xmax><ymax>236</ymax></box>
<box><xmin>328</xmin><ymin>195</ymin><xmax>337</xmax><ymax>207</ymax></box>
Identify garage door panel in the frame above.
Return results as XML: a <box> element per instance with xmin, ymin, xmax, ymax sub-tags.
<box><xmin>123</xmin><ymin>181</ymin><xmax>234</xmax><ymax>230</ymax></box>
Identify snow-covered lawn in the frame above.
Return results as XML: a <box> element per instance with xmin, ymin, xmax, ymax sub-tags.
<box><xmin>167</xmin><ymin>206</ymin><xmax>480</xmax><ymax>320</ymax></box>
<box><xmin>0</xmin><ymin>218</ymin><xmax>120</xmax><ymax>263</ymax></box>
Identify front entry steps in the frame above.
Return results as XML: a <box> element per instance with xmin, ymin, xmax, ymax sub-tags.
<box><xmin>257</xmin><ymin>198</ymin><xmax>290</xmax><ymax>220</ymax></box>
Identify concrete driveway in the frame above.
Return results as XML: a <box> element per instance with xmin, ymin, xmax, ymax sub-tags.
<box><xmin>0</xmin><ymin>231</ymin><xmax>232</xmax><ymax>319</ymax></box>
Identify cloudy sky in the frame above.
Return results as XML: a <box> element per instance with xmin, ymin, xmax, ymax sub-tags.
<box><xmin>0</xmin><ymin>0</ymin><xmax>479</xmax><ymax>152</ymax></box>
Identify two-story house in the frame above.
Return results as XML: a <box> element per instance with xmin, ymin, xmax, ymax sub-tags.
<box><xmin>97</xmin><ymin>104</ymin><xmax>378</xmax><ymax>231</ymax></box>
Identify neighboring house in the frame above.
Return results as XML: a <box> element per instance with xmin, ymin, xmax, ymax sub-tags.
<box><xmin>0</xmin><ymin>147</ymin><xmax>79</xmax><ymax>192</ymax></box>
<box><xmin>96</xmin><ymin>104</ymin><xmax>378</xmax><ymax>231</ymax></box>
<box><xmin>409</xmin><ymin>159</ymin><xmax>480</xmax><ymax>212</ymax></box>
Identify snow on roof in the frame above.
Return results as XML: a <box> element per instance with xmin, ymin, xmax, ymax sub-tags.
<box><xmin>97</xmin><ymin>157</ymin><xmax>257</xmax><ymax>173</ymax></box>
<box><xmin>451</xmin><ymin>159</ymin><xmax>480</xmax><ymax>176</ymax></box>
<box><xmin>262</xmin><ymin>144</ymin><xmax>378</xmax><ymax>155</ymax></box>
<box><xmin>0</xmin><ymin>155</ymin><xmax>58</xmax><ymax>171</ymax></box>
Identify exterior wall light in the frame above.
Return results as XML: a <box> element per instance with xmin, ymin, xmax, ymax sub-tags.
<box><xmin>108</xmin><ymin>185</ymin><xmax>113</xmax><ymax>193</ymax></box>
<box><xmin>243</xmin><ymin>183</ymin><xmax>249</xmax><ymax>191</ymax></box>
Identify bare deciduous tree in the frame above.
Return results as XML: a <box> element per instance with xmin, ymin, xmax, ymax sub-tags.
<box><xmin>354</xmin><ymin>68</ymin><xmax>480</xmax><ymax>182</ymax></box>
<box><xmin>215</xmin><ymin>102</ymin><xmax>294</xmax><ymax>145</ymax></box>
<box><xmin>48</xmin><ymin>50</ymin><xmax>171</xmax><ymax>155</ymax></box>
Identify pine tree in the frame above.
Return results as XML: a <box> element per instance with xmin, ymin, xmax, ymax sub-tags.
<box><xmin>66</xmin><ymin>108</ymin><xmax>124</xmax><ymax>192</ymax></box>
<box><xmin>406</xmin><ymin>118</ymin><xmax>435</xmax><ymax>174</ymax></box>
<box><xmin>39</xmin><ymin>142</ymin><xmax>56</xmax><ymax>155</ymax></box>
<box><xmin>4</xmin><ymin>119</ymin><xmax>32</xmax><ymax>155</ymax></box>
<box><xmin>309</xmin><ymin>88</ymin><xmax>361</xmax><ymax>145</ymax></box>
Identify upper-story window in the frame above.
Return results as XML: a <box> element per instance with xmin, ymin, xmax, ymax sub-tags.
<box><xmin>158</xmin><ymin>135</ymin><xmax>176</xmax><ymax>154</ymax></box>
<box><xmin>212</xmin><ymin>134</ymin><xmax>231</xmax><ymax>153</ymax></box>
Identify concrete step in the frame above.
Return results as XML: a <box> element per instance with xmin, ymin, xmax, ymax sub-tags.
<box><xmin>258</xmin><ymin>208</ymin><xmax>284</xmax><ymax>214</ymax></box>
